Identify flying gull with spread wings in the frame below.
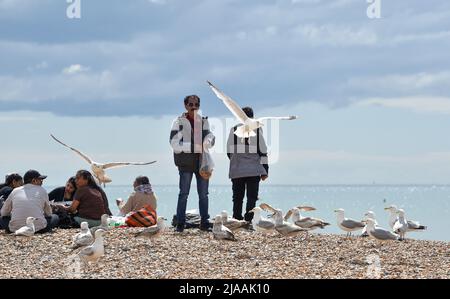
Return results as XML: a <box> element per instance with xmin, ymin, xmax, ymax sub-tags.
<box><xmin>207</xmin><ymin>81</ymin><xmax>298</xmax><ymax>139</ymax></box>
<box><xmin>51</xmin><ymin>134</ymin><xmax>156</xmax><ymax>186</ymax></box>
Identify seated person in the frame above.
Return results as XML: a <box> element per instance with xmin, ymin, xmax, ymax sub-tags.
<box><xmin>64</xmin><ymin>170</ymin><xmax>112</xmax><ymax>228</ymax></box>
<box><xmin>0</xmin><ymin>170</ymin><xmax>59</xmax><ymax>234</ymax></box>
<box><xmin>116</xmin><ymin>176</ymin><xmax>157</xmax><ymax>216</ymax></box>
<box><xmin>0</xmin><ymin>173</ymin><xmax>23</xmax><ymax>210</ymax></box>
<box><xmin>48</xmin><ymin>177</ymin><xmax>77</xmax><ymax>202</ymax></box>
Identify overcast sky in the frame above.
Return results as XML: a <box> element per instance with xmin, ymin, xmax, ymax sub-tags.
<box><xmin>1</xmin><ymin>0</ymin><xmax>450</xmax><ymax>185</ymax></box>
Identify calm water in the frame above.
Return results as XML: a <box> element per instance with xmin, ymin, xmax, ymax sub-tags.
<box><xmin>47</xmin><ymin>185</ymin><xmax>450</xmax><ymax>242</ymax></box>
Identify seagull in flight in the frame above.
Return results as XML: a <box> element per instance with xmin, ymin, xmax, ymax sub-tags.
<box><xmin>207</xmin><ymin>81</ymin><xmax>298</xmax><ymax>139</ymax></box>
<box><xmin>51</xmin><ymin>134</ymin><xmax>156</xmax><ymax>186</ymax></box>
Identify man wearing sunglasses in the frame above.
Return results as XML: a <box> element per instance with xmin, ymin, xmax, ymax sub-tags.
<box><xmin>170</xmin><ymin>95</ymin><xmax>215</xmax><ymax>232</ymax></box>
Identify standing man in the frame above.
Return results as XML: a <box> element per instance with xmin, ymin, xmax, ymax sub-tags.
<box><xmin>227</xmin><ymin>107</ymin><xmax>269</xmax><ymax>222</ymax></box>
<box><xmin>170</xmin><ymin>95</ymin><xmax>215</xmax><ymax>232</ymax></box>
<box><xmin>0</xmin><ymin>170</ymin><xmax>59</xmax><ymax>233</ymax></box>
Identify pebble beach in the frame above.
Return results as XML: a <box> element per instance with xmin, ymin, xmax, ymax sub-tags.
<box><xmin>0</xmin><ymin>228</ymin><xmax>448</xmax><ymax>279</ymax></box>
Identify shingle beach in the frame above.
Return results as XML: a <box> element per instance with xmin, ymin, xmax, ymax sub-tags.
<box><xmin>0</xmin><ymin>228</ymin><xmax>448</xmax><ymax>279</ymax></box>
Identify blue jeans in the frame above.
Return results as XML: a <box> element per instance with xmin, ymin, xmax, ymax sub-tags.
<box><xmin>176</xmin><ymin>171</ymin><xmax>210</xmax><ymax>226</ymax></box>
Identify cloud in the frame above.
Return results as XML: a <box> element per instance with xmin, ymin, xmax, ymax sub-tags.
<box><xmin>358</xmin><ymin>96</ymin><xmax>450</xmax><ymax>114</ymax></box>
<box><xmin>0</xmin><ymin>0</ymin><xmax>449</xmax><ymax>117</ymax></box>
<box><xmin>62</xmin><ymin>64</ymin><xmax>90</xmax><ymax>75</ymax></box>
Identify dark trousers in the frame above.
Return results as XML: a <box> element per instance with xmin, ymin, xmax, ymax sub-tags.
<box><xmin>0</xmin><ymin>215</ymin><xmax>59</xmax><ymax>234</ymax></box>
<box><xmin>232</xmin><ymin>176</ymin><xmax>261</xmax><ymax>222</ymax></box>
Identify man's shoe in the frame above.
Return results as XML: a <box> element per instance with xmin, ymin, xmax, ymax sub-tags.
<box><xmin>175</xmin><ymin>224</ymin><xmax>184</xmax><ymax>233</ymax></box>
<box><xmin>199</xmin><ymin>222</ymin><xmax>212</xmax><ymax>232</ymax></box>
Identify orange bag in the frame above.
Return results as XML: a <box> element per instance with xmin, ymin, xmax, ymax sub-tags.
<box><xmin>125</xmin><ymin>205</ymin><xmax>157</xmax><ymax>227</ymax></box>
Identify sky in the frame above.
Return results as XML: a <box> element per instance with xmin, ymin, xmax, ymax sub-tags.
<box><xmin>1</xmin><ymin>0</ymin><xmax>450</xmax><ymax>185</ymax></box>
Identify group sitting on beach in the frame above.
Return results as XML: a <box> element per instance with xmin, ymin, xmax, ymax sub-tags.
<box><xmin>0</xmin><ymin>169</ymin><xmax>159</xmax><ymax>234</ymax></box>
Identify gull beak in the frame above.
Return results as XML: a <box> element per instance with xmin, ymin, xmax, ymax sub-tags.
<box><xmin>384</xmin><ymin>207</ymin><xmax>391</xmax><ymax>210</ymax></box>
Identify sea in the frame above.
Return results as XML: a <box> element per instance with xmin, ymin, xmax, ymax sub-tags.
<box><xmin>45</xmin><ymin>184</ymin><xmax>450</xmax><ymax>242</ymax></box>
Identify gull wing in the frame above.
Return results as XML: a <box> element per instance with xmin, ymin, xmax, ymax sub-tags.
<box><xmin>207</xmin><ymin>81</ymin><xmax>248</xmax><ymax>123</ymax></box>
<box><xmin>258</xmin><ymin>116</ymin><xmax>298</xmax><ymax>122</ymax></box>
<box><xmin>259</xmin><ymin>203</ymin><xmax>277</xmax><ymax>214</ymax></box>
<box><xmin>296</xmin><ymin>206</ymin><xmax>316</xmax><ymax>212</ymax></box>
<box><xmin>372</xmin><ymin>228</ymin><xmax>398</xmax><ymax>240</ymax></box>
<box><xmin>258</xmin><ymin>219</ymin><xmax>275</xmax><ymax>229</ymax></box>
<box><xmin>341</xmin><ymin>219</ymin><xmax>365</xmax><ymax>229</ymax></box>
<box><xmin>79</xmin><ymin>246</ymin><xmax>95</xmax><ymax>256</ymax></box>
<box><xmin>103</xmin><ymin>161</ymin><xmax>157</xmax><ymax>170</ymax></box>
<box><xmin>284</xmin><ymin>209</ymin><xmax>294</xmax><ymax>221</ymax></box>
<box><xmin>51</xmin><ymin>134</ymin><xmax>93</xmax><ymax>164</ymax></box>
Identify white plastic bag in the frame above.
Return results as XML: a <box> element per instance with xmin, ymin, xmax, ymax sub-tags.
<box><xmin>199</xmin><ymin>138</ymin><xmax>215</xmax><ymax>180</ymax></box>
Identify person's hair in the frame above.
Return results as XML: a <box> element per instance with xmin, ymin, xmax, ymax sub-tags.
<box><xmin>242</xmin><ymin>107</ymin><xmax>254</xmax><ymax>118</ymax></box>
<box><xmin>76</xmin><ymin>170</ymin><xmax>102</xmax><ymax>193</ymax></box>
<box><xmin>184</xmin><ymin>95</ymin><xmax>201</xmax><ymax>105</ymax></box>
<box><xmin>0</xmin><ymin>173</ymin><xmax>23</xmax><ymax>189</ymax></box>
<box><xmin>135</xmin><ymin>176</ymin><xmax>150</xmax><ymax>186</ymax></box>
<box><xmin>66</xmin><ymin>176</ymin><xmax>77</xmax><ymax>199</ymax></box>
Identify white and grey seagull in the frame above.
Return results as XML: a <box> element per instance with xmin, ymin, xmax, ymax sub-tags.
<box><xmin>212</xmin><ymin>215</ymin><xmax>237</xmax><ymax>241</ymax></box>
<box><xmin>77</xmin><ymin>229</ymin><xmax>106</xmax><ymax>264</ymax></box>
<box><xmin>72</xmin><ymin>222</ymin><xmax>94</xmax><ymax>249</ymax></box>
<box><xmin>334</xmin><ymin>209</ymin><xmax>366</xmax><ymax>237</ymax></box>
<box><xmin>248</xmin><ymin>207</ymin><xmax>276</xmax><ymax>234</ymax></box>
<box><xmin>361</xmin><ymin>211</ymin><xmax>378</xmax><ymax>237</ymax></box>
<box><xmin>51</xmin><ymin>134</ymin><xmax>156</xmax><ymax>186</ymax></box>
<box><xmin>365</xmin><ymin>218</ymin><xmax>399</xmax><ymax>244</ymax></box>
<box><xmin>393</xmin><ymin>209</ymin><xmax>427</xmax><ymax>240</ymax></box>
<box><xmin>14</xmin><ymin>217</ymin><xmax>37</xmax><ymax>237</ymax></box>
<box><xmin>207</xmin><ymin>81</ymin><xmax>298</xmax><ymax>139</ymax></box>
<box><xmin>385</xmin><ymin>205</ymin><xmax>400</xmax><ymax>230</ymax></box>
<box><xmin>284</xmin><ymin>206</ymin><xmax>330</xmax><ymax>232</ymax></box>
<box><xmin>220</xmin><ymin>211</ymin><xmax>249</xmax><ymax>231</ymax></box>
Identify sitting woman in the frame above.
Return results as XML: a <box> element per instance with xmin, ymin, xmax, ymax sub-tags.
<box><xmin>48</xmin><ymin>177</ymin><xmax>78</xmax><ymax>229</ymax></box>
<box><xmin>116</xmin><ymin>176</ymin><xmax>157</xmax><ymax>216</ymax></box>
<box><xmin>65</xmin><ymin>170</ymin><xmax>112</xmax><ymax>228</ymax></box>
<box><xmin>0</xmin><ymin>173</ymin><xmax>23</xmax><ymax>209</ymax></box>
<box><xmin>48</xmin><ymin>177</ymin><xmax>77</xmax><ymax>202</ymax></box>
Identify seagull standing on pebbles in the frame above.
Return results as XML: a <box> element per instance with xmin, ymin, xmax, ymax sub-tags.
<box><xmin>393</xmin><ymin>209</ymin><xmax>427</xmax><ymax>240</ymax></box>
<box><xmin>385</xmin><ymin>205</ymin><xmax>400</xmax><ymax>229</ymax></box>
<box><xmin>248</xmin><ymin>207</ymin><xmax>275</xmax><ymax>233</ymax></box>
<box><xmin>366</xmin><ymin>218</ymin><xmax>399</xmax><ymax>244</ymax></box>
<box><xmin>78</xmin><ymin>229</ymin><xmax>106</xmax><ymax>264</ymax></box>
<box><xmin>14</xmin><ymin>217</ymin><xmax>36</xmax><ymax>237</ymax></box>
<box><xmin>271</xmin><ymin>209</ymin><xmax>307</xmax><ymax>238</ymax></box>
<box><xmin>361</xmin><ymin>211</ymin><xmax>378</xmax><ymax>237</ymax></box>
<box><xmin>334</xmin><ymin>209</ymin><xmax>366</xmax><ymax>237</ymax></box>
<box><xmin>220</xmin><ymin>211</ymin><xmax>248</xmax><ymax>231</ymax></box>
<box><xmin>212</xmin><ymin>215</ymin><xmax>236</xmax><ymax>241</ymax></box>
<box><xmin>284</xmin><ymin>206</ymin><xmax>330</xmax><ymax>231</ymax></box>
<box><xmin>134</xmin><ymin>217</ymin><xmax>166</xmax><ymax>240</ymax></box>
<box><xmin>90</xmin><ymin>214</ymin><xmax>110</xmax><ymax>235</ymax></box>
<box><xmin>72</xmin><ymin>222</ymin><xmax>94</xmax><ymax>249</ymax></box>
<box><xmin>51</xmin><ymin>134</ymin><xmax>156</xmax><ymax>186</ymax></box>
<box><xmin>207</xmin><ymin>81</ymin><xmax>298</xmax><ymax>140</ymax></box>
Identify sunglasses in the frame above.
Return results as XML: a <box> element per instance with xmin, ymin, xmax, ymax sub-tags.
<box><xmin>187</xmin><ymin>102</ymin><xmax>200</xmax><ymax>108</ymax></box>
